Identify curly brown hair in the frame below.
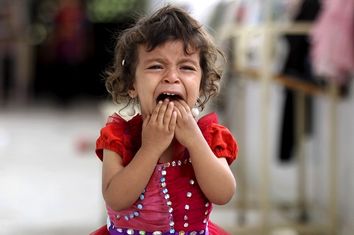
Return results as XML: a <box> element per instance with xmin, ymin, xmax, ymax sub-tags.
<box><xmin>105</xmin><ymin>5</ymin><xmax>224</xmax><ymax>110</ymax></box>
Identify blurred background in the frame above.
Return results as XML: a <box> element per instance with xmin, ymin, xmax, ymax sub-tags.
<box><xmin>1</xmin><ymin>0</ymin><xmax>353</xmax><ymax>234</ymax></box>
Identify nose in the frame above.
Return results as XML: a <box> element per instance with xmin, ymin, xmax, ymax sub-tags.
<box><xmin>163</xmin><ymin>68</ymin><xmax>180</xmax><ymax>84</ymax></box>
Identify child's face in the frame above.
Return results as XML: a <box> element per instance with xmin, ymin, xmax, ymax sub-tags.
<box><xmin>132</xmin><ymin>40</ymin><xmax>202</xmax><ymax>116</ymax></box>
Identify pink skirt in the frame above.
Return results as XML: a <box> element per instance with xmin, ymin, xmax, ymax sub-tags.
<box><xmin>90</xmin><ymin>221</ymin><xmax>229</xmax><ymax>235</ymax></box>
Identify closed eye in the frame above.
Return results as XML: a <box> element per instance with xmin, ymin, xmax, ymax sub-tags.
<box><xmin>147</xmin><ymin>64</ymin><xmax>163</xmax><ymax>70</ymax></box>
<box><xmin>181</xmin><ymin>65</ymin><xmax>196</xmax><ymax>71</ymax></box>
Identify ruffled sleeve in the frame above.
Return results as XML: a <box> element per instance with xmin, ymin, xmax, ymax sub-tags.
<box><xmin>198</xmin><ymin>113</ymin><xmax>238</xmax><ymax>165</ymax></box>
<box><xmin>95</xmin><ymin>114</ymin><xmax>126</xmax><ymax>162</ymax></box>
<box><xmin>95</xmin><ymin>114</ymin><xmax>143</xmax><ymax>166</ymax></box>
<box><xmin>206</xmin><ymin>123</ymin><xmax>238</xmax><ymax>165</ymax></box>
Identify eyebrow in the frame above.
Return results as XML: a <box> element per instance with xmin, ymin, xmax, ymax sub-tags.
<box><xmin>142</xmin><ymin>57</ymin><xmax>200</xmax><ymax>67</ymax></box>
<box><xmin>142</xmin><ymin>58</ymin><xmax>165</xmax><ymax>65</ymax></box>
<box><xmin>179</xmin><ymin>58</ymin><xmax>199</xmax><ymax>67</ymax></box>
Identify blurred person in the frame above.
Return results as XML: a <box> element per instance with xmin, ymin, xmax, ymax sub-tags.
<box><xmin>49</xmin><ymin>0</ymin><xmax>90</xmax><ymax>64</ymax></box>
<box><xmin>0</xmin><ymin>0</ymin><xmax>30</xmax><ymax>105</ymax></box>
<box><xmin>38</xmin><ymin>0</ymin><xmax>93</xmax><ymax>103</ymax></box>
<box><xmin>91</xmin><ymin>5</ymin><xmax>238</xmax><ymax>235</ymax></box>
<box><xmin>0</xmin><ymin>0</ymin><xmax>13</xmax><ymax>104</ymax></box>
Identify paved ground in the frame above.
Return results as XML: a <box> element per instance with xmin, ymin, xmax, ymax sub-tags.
<box><xmin>0</xmin><ymin>101</ymin><xmax>106</xmax><ymax>235</ymax></box>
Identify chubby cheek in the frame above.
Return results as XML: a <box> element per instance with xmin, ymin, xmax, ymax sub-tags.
<box><xmin>138</xmin><ymin>98</ymin><xmax>154</xmax><ymax>116</ymax></box>
<box><xmin>138</xmin><ymin>93</ymin><xmax>158</xmax><ymax>116</ymax></box>
<box><xmin>185</xmin><ymin>97</ymin><xmax>197</xmax><ymax>108</ymax></box>
<box><xmin>133</xmin><ymin>83</ymin><xmax>156</xmax><ymax>116</ymax></box>
<box><xmin>188</xmin><ymin>86</ymin><xmax>201</xmax><ymax>107</ymax></box>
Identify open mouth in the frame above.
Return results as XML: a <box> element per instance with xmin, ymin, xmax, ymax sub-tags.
<box><xmin>156</xmin><ymin>93</ymin><xmax>183</xmax><ymax>103</ymax></box>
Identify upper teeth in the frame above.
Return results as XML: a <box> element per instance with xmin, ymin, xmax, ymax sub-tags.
<box><xmin>164</xmin><ymin>93</ymin><xmax>175</xmax><ymax>96</ymax></box>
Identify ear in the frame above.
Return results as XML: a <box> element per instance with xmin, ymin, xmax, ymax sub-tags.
<box><xmin>128</xmin><ymin>87</ymin><xmax>138</xmax><ymax>98</ymax></box>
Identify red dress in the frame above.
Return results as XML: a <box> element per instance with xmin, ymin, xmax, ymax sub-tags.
<box><xmin>92</xmin><ymin>112</ymin><xmax>238</xmax><ymax>235</ymax></box>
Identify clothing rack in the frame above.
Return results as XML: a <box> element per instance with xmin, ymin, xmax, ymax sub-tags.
<box><xmin>218</xmin><ymin>1</ymin><xmax>338</xmax><ymax>234</ymax></box>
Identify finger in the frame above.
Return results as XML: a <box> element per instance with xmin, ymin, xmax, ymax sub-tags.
<box><xmin>157</xmin><ymin>99</ymin><xmax>169</xmax><ymax>124</ymax></box>
<box><xmin>180</xmin><ymin>100</ymin><xmax>192</xmax><ymax>113</ymax></box>
<box><xmin>169</xmin><ymin>110</ymin><xmax>177</xmax><ymax>132</ymax></box>
<box><xmin>174</xmin><ymin>100</ymin><xmax>190</xmax><ymax>117</ymax></box>
<box><xmin>173</xmin><ymin>104</ymin><xmax>183</xmax><ymax>119</ymax></box>
<box><xmin>151</xmin><ymin>100</ymin><xmax>163</xmax><ymax>121</ymax></box>
<box><xmin>143</xmin><ymin>114</ymin><xmax>150</xmax><ymax>128</ymax></box>
<box><xmin>163</xmin><ymin>101</ymin><xmax>174</xmax><ymax>126</ymax></box>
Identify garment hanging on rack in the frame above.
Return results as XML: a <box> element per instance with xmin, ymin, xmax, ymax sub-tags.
<box><xmin>279</xmin><ymin>88</ymin><xmax>295</xmax><ymax>162</ymax></box>
<box><xmin>310</xmin><ymin>0</ymin><xmax>354</xmax><ymax>85</ymax></box>
<box><xmin>278</xmin><ymin>88</ymin><xmax>313</xmax><ymax>163</ymax></box>
<box><xmin>282</xmin><ymin>0</ymin><xmax>320</xmax><ymax>82</ymax></box>
<box><xmin>278</xmin><ymin>0</ymin><xmax>319</xmax><ymax>163</ymax></box>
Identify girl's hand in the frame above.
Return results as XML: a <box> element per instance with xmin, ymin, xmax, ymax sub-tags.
<box><xmin>173</xmin><ymin>100</ymin><xmax>202</xmax><ymax>149</ymax></box>
<box><xmin>141</xmin><ymin>99</ymin><xmax>177</xmax><ymax>157</ymax></box>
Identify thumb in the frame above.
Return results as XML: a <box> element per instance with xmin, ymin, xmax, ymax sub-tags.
<box><xmin>142</xmin><ymin>114</ymin><xmax>150</xmax><ymax>127</ymax></box>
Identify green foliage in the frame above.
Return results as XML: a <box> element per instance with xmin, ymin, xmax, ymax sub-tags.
<box><xmin>87</xmin><ymin>0</ymin><xmax>146</xmax><ymax>22</ymax></box>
